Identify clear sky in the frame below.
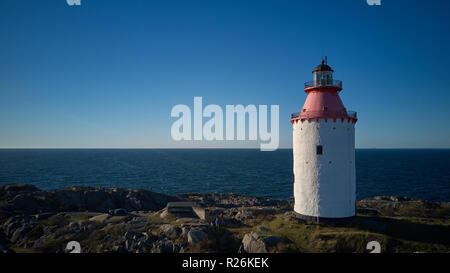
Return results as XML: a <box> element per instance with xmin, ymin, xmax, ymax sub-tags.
<box><xmin>0</xmin><ymin>0</ymin><xmax>449</xmax><ymax>149</ymax></box>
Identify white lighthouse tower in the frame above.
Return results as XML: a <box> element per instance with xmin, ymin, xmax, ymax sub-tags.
<box><xmin>291</xmin><ymin>58</ymin><xmax>357</xmax><ymax>221</ymax></box>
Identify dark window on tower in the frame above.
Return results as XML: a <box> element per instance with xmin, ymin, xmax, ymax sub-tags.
<box><xmin>316</xmin><ymin>145</ymin><xmax>323</xmax><ymax>155</ymax></box>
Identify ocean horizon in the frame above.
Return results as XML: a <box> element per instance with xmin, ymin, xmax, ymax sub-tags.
<box><xmin>0</xmin><ymin>148</ymin><xmax>449</xmax><ymax>202</ymax></box>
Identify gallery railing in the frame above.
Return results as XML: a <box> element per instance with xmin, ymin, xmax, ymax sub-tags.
<box><xmin>304</xmin><ymin>79</ymin><xmax>342</xmax><ymax>89</ymax></box>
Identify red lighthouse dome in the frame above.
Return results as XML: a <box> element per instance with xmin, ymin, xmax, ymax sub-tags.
<box><xmin>291</xmin><ymin>58</ymin><xmax>357</xmax><ymax>123</ymax></box>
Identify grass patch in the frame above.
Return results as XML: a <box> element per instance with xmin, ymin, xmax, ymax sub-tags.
<box><xmin>226</xmin><ymin>214</ymin><xmax>450</xmax><ymax>253</ymax></box>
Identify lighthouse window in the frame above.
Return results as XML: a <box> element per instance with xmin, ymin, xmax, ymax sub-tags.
<box><xmin>316</xmin><ymin>145</ymin><xmax>323</xmax><ymax>155</ymax></box>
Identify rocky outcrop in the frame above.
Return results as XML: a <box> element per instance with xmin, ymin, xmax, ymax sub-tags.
<box><xmin>0</xmin><ymin>184</ymin><xmax>449</xmax><ymax>253</ymax></box>
<box><xmin>241</xmin><ymin>232</ymin><xmax>285</xmax><ymax>253</ymax></box>
<box><xmin>0</xmin><ymin>184</ymin><xmax>179</xmax><ymax>216</ymax></box>
<box><xmin>187</xmin><ymin>229</ymin><xmax>208</xmax><ymax>245</ymax></box>
<box><xmin>357</xmin><ymin>196</ymin><xmax>450</xmax><ymax>219</ymax></box>
<box><xmin>159</xmin><ymin>224</ymin><xmax>181</xmax><ymax>239</ymax></box>
<box><xmin>177</xmin><ymin>192</ymin><xmax>292</xmax><ymax>209</ymax></box>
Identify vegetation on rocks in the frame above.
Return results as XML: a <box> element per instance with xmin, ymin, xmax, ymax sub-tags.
<box><xmin>0</xmin><ymin>184</ymin><xmax>448</xmax><ymax>253</ymax></box>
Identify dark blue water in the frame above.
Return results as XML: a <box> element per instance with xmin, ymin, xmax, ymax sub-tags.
<box><xmin>0</xmin><ymin>149</ymin><xmax>449</xmax><ymax>202</ymax></box>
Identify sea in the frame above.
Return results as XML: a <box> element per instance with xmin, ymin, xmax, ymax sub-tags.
<box><xmin>0</xmin><ymin>149</ymin><xmax>449</xmax><ymax>202</ymax></box>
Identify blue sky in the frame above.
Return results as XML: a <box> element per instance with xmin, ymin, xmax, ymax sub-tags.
<box><xmin>0</xmin><ymin>0</ymin><xmax>449</xmax><ymax>148</ymax></box>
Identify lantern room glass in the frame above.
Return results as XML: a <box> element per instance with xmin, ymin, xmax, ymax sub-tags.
<box><xmin>313</xmin><ymin>71</ymin><xmax>333</xmax><ymax>86</ymax></box>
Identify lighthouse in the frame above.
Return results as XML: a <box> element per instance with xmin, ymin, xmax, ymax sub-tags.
<box><xmin>291</xmin><ymin>58</ymin><xmax>357</xmax><ymax>221</ymax></box>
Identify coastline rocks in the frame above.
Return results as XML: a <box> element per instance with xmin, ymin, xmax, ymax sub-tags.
<box><xmin>0</xmin><ymin>184</ymin><xmax>179</xmax><ymax>215</ymax></box>
<box><xmin>159</xmin><ymin>224</ymin><xmax>181</xmax><ymax>239</ymax></box>
<box><xmin>2</xmin><ymin>189</ymin><xmax>55</xmax><ymax>215</ymax></box>
<box><xmin>280</xmin><ymin>211</ymin><xmax>307</xmax><ymax>224</ymax></box>
<box><xmin>0</xmin><ymin>184</ymin><xmax>449</xmax><ymax>253</ymax></box>
<box><xmin>121</xmin><ymin>230</ymin><xmax>183</xmax><ymax>253</ymax></box>
<box><xmin>123</xmin><ymin>231</ymin><xmax>154</xmax><ymax>253</ymax></box>
<box><xmin>0</xmin><ymin>184</ymin><xmax>41</xmax><ymax>199</ymax></box>
<box><xmin>151</xmin><ymin>239</ymin><xmax>178</xmax><ymax>253</ymax></box>
<box><xmin>109</xmin><ymin>208</ymin><xmax>128</xmax><ymax>216</ymax></box>
<box><xmin>181</xmin><ymin>226</ymin><xmax>190</xmax><ymax>238</ymax></box>
<box><xmin>2</xmin><ymin>215</ymin><xmax>38</xmax><ymax>240</ymax></box>
<box><xmin>67</xmin><ymin>221</ymin><xmax>87</xmax><ymax>234</ymax></box>
<box><xmin>357</xmin><ymin>196</ymin><xmax>450</xmax><ymax>218</ymax></box>
<box><xmin>177</xmin><ymin>192</ymin><xmax>291</xmax><ymax>209</ymax></box>
<box><xmin>241</xmin><ymin>232</ymin><xmax>284</xmax><ymax>253</ymax></box>
<box><xmin>11</xmin><ymin>225</ymin><xmax>34</xmax><ymax>244</ymax></box>
<box><xmin>210</xmin><ymin>217</ymin><xmax>241</xmax><ymax>228</ymax></box>
<box><xmin>187</xmin><ymin>229</ymin><xmax>208</xmax><ymax>245</ymax></box>
<box><xmin>234</xmin><ymin>208</ymin><xmax>277</xmax><ymax>221</ymax></box>
<box><xmin>374</xmin><ymin>196</ymin><xmax>414</xmax><ymax>202</ymax></box>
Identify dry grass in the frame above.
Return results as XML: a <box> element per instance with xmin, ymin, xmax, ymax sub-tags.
<box><xmin>227</xmin><ymin>214</ymin><xmax>450</xmax><ymax>253</ymax></box>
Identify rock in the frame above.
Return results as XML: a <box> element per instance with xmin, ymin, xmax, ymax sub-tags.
<box><xmin>159</xmin><ymin>224</ymin><xmax>181</xmax><ymax>239</ymax></box>
<box><xmin>215</xmin><ymin>217</ymin><xmax>242</xmax><ymax>228</ymax></box>
<box><xmin>124</xmin><ymin>231</ymin><xmax>142</xmax><ymax>240</ymax></box>
<box><xmin>125</xmin><ymin>238</ymin><xmax>134</xmax><ymax>251</ymax></box>
<box><xmin>242</xmin><ymin>232</ymin><xmax>284</xmax><ymax>253</ymax></box>
<box><xmin>281</xmin><ymin>211</ymin><xmax>306</xmax><ymax>224</ymax></box>
<box><xmin>109</xmin><ymin>208</ymin><xmax>128</xmax><ymax>216</ymax></box>
<box><xmin>34</xmin><ymin>213</ymin><xmax>54</xmax><ymax>221</ymax></box>
<box><xmin>123</xmin><ymin>231</ymin><xmax>153</xmax><ymax>252</ymax></box>
<box><xmin>2</xmin><ymin>216</ymin><xmax>23</xmax><ymax>237</ymax></box>
<box><xmin>0</xmin><ymin>184</ymin><xmax>179</xmax><ymax>215</ymax></box>
<box><xmin>357</xmin><ymin>196</ymin><xmax>449</xmax><ymax>218</ymax></box>
<box><xmin>1</xmin><ymin>184</ymin><xmax>449</xmax><ymax>253</ymax></box>
<box><xmin>172</xmin><ymin>243</ymin><xmax>182</xmax><ymax>253</ymax></box>
<box><xmin>3</xmin><ymin>191</ymin><xmax>54</xmax><ymax>215</ymax></box>
<box><xmin>128</xmin><ymin>216</ymin><xmax>147</xmax><ymax>229</ymax></box>
<box><xmin>111</xmin><ymin>245</ymin><xmax>127</xmax><ymax>253</ymax></box>
<box><xmin>52</xmin><ymin>187</ymin><xmax>178</xmax><ymax>213</ymax></box>
<box><xmin>42</xmin><ymin>225</ymin><xmax>57</xmax><ymax>235</ymax></box>
<box><xmin>159</xmin><ymin>208</ymin><xmax>171</xmax><ymax>219</ymax></box>
<box><xmin>0</xmin><ymin>184</ymin><xmax>40</xmax><ymax>199</ymax></box>
<box><xmin>181</xmin><ymin>226</ymin><xmax>190</xmax><ymax>238</ymax></box>
<box><xmin>242</xmin><ymin>232</ymin><xmax>267</xmax><ymax>253</ymax></box>
<box><xmin>67</xmin><ymin>222</ymin><xmax>81</xmax><ymax>233</ymax></box>
<box><xmin>234</xmin><ymin>208</ymin><xmax>277</xmax><ymax>221</ymax></box>
<box><xmin>151</xmin><ymin>239</ymin><xmax>174</xmax><ymax>253</ymax></box>
<box><xmin>2</xmin><ymin>215</ymin><xmax>38</xmax><ymax>244</ymax></box>
<box><xmin>176</xmin><ymin>192</ymin><xmax>290</xmax><ymax>209</ymax></box>
<box><xmin>11</xmin><ymin>225</ymin><xmax>33</xmax><ymax>243</ymax></box>
<box><xmin>373</xmin><ymin>196</ymin><xmax>412</xmax><ymax>202</ymax></box>
<box><xmin>187</xmin><ymin>229</ymin><xmax>208</xmax><ymax>245</ymax></box>
<box><xmin>89</xmin><ymin>214</ymin><xmax>110</xmax><ymax>223</ymax></box>
<box><xmin>238</xmin><ymin>244</ymin><xmax>245</xmax><ymax>253</ymax></box>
